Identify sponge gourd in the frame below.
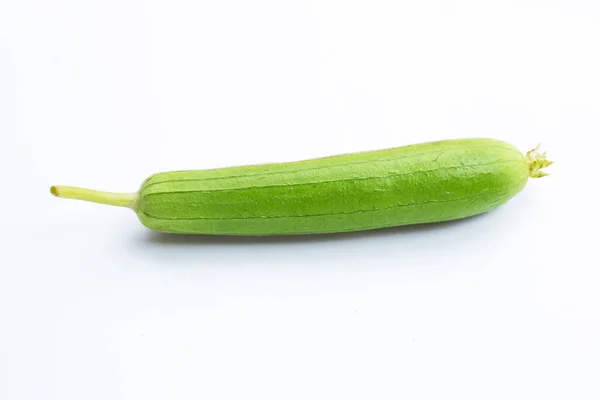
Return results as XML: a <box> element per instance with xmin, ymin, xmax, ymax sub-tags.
<box><xmin>50</xmin><ymin>138</ymin><xmax>552</xmax><ymax>235</ymax></box>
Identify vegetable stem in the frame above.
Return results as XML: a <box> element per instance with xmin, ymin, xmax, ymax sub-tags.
<box><xmin>50</xmin><ymin>185</ymin><xmax>137</xmax><ymax>209</ymax></box>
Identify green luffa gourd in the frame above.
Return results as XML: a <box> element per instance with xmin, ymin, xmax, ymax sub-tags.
<box><xmin>51</xmin><ymin>138</ymin><xmax>552</xmax><ymax>235</ymax></box>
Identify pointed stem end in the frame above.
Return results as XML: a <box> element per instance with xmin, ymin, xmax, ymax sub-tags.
<box><xmin>50</xmin><ymin>185</ymin><xmax>137</xmax><ymax>209</ymax></box>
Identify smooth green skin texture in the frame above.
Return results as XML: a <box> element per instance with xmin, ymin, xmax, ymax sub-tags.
<box><xmin>135</xmin><ymin>138</ymin><xmax>531</xmax><ymax>235</ymax></box>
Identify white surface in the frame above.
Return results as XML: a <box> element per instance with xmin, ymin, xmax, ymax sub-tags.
<box><xmin>1</xmin><ymin>1</ymin><xmax>599</xmax><ymax>399</ymax></box>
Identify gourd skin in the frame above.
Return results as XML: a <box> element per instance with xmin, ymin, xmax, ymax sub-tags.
<box><xmin>135</xmin><ymin>138</ymin><xmax>530</xmax><ymax>235</ymax></box>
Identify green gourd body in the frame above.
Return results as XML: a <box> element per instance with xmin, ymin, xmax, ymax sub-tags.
<box><xmin>51</xmin><ymin>138</ymin><xmax>551</xmax><ymax>235</ymax></box>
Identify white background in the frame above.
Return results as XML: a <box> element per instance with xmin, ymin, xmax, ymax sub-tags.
<box><xmin>1</xmin><ymin>1</ymin><xmax>599</xmax><ymax>399</ymax></box>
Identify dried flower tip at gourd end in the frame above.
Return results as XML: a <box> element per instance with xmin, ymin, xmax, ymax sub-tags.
<box><xmin>526</xmin><ymin>144</ymin><xmax>553</xmax><ymax>178</ymax></box>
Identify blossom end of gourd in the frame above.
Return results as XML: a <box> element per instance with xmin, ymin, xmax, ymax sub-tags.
<box><xmin>526</xmin><ymin>144</ymin><xmax>553</xmax><ymax>179</ymax></box>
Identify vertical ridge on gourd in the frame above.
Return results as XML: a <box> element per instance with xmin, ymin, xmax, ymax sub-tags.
<box><xmin>50</xmin><ymin>138</ymin><xmax>552</xmax><ymax>235</ymax></box>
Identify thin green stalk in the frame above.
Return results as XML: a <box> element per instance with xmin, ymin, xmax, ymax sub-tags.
<box><xmin>50</xmin><ymin>185</ymin><xmax>137</xmax><ymax>209</ymax></box>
